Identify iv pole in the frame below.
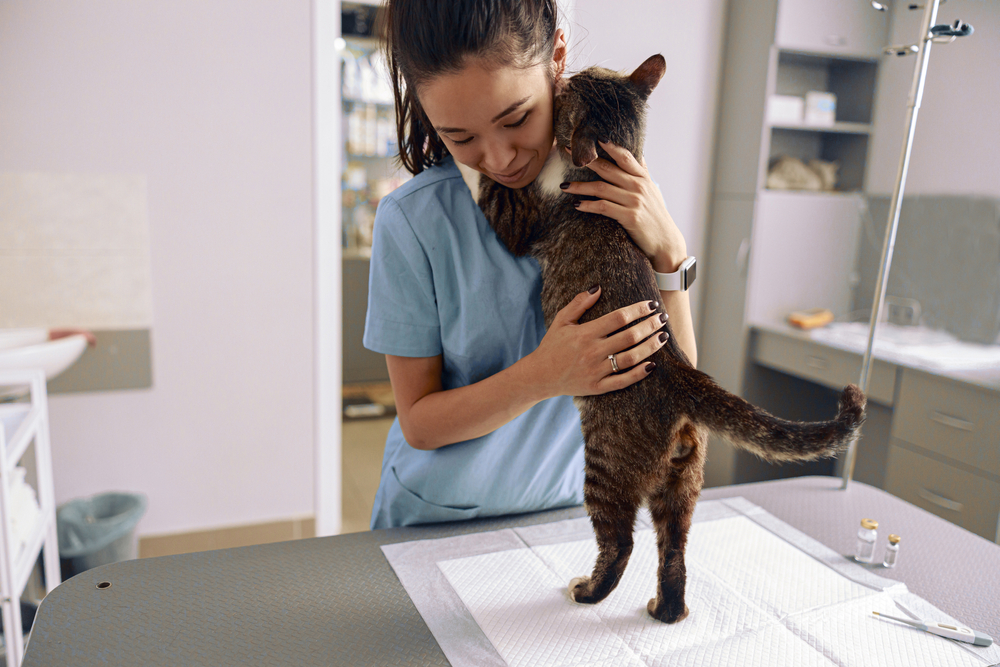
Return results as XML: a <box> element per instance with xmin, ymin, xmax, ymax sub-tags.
<box><xmin>841</xmin><ymin>0</ymin><xmax>974</xmax><ymax>489</ymax></box>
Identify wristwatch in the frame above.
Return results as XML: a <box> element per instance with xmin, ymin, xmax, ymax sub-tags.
<box><xmin>654</xmin><ymin>256</ymin><xmax>697</xmax><ymax>291</ymax></box>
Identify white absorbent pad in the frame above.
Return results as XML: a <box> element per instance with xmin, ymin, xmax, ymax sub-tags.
<box><xmin>382</xmin><ymin>497</ymin><xmax>1000</xmax><ymax>667</ymax></box>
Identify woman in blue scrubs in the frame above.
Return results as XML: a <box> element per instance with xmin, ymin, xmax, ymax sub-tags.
<box><xmin>363</xmin><ymin>0</ymin><xmax>698</xmax><ymax>528</ymax></box>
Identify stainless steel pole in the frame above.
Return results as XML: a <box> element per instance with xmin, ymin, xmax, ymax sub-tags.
<box><xmin>841</xmin><ymin>0</ymin><xmax>942</xmax><ymax>489</ymax></box>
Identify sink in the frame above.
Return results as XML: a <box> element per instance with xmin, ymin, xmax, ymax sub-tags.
<box><xmin>0</xmin><ymin>328</ymin><xmax>89</xmax><ymax>392</ymax></box>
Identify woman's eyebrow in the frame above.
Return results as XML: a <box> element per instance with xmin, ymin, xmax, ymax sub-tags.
<box><xmin>435</xmin><ymin>96</ymin><xmax>532</xmax><ymax>134</ymax></box>
<box><xmin>490</xmin><ymin>96</ymin><xmax>531</xmax><ymax>123</ymax></box>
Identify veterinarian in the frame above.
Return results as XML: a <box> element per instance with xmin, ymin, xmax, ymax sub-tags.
<box><xmin>363</xmin><ymin>0</ymin><xmax>697</xmax><ymax>528</ymax></box>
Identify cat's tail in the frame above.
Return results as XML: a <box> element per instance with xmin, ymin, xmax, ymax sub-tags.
<box><xmin>684</xmin><ymin>371</ymin><xmax>866</xmax><ymax>463</ymax></box>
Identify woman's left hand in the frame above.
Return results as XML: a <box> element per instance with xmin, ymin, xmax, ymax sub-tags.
<box><xmin>561</xmin><ymin>140</ymin><xmax>688</xmax><ymax>273</ymax></box>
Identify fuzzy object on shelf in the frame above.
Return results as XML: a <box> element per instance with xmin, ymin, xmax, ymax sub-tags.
<box><xmin>766</xmin><ymin>155</ymin><xmax>839</xmax><ymax>191</ymax></box>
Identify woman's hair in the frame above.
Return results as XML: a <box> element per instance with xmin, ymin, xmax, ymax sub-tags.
<box><xmin>380</xmin><ymin>0</ymin><xmax>559</xmax><ymax>175</ymax></box>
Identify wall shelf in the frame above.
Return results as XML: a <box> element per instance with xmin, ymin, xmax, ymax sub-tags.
<box><xmin>768</xmin><ymin>121</ymin><xmax>871</xmax><ymax>135</ymax></box>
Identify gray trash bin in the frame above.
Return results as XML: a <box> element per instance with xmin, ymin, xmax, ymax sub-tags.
<box><xmin>57</xmin><ymin>492</ymin><xmax>147</xmax><ymax>578</ymax></box>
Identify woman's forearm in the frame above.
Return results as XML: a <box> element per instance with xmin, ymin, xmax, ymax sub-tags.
<box><xmin>659</xmin><ymin>288</ymin><xmax>697</xmax><ymax>367</ymax></box>
<box><xmin>387</xmin><ymin>354</ymin><xmax>548</xmax><ymax>451</ymax></box>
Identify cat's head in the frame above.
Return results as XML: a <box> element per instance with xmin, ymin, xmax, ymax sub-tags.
<box><xmin>555</xmin><ymin>54</ymin><xmax>666</xmax><ymax>168</ymax></box>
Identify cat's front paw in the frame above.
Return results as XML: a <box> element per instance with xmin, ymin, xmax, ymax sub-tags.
<box><xmin>647</xmin><ymin>597</ymin><xmax>689</xmax><ymax>624</ymax></box>
<box><xmin>568</xmin><ymin>576</ymin><xmax>595</xmax><ymax>604</ymax></box>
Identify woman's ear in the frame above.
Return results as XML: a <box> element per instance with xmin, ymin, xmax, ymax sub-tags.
<box><xmin>552</xmin><ymin>28</ymin><xmax>568</xmax><ymax>81</ymax></box>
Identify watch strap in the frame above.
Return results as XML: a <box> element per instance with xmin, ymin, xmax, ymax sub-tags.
<box><xmin>654</xmin><ymin>256</ymin><xmax>696</xmax><ymax>291</ymax></box>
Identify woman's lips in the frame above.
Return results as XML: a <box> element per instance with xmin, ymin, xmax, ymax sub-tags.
<box><xmin>490</xmin><ymin>161</ymin><xmax>530</xmax><ymax>185</ymax></box>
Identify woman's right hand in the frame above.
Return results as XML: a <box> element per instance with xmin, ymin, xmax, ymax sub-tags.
<box><xmin>526</xmin><ymin>286</ymin><xmax>669</xmax><ymax>399</ymax></box>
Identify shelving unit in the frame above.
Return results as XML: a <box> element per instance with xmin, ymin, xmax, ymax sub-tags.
<box><xmin>0</xmin><ymin>371</ymin><xmax>61</xmax><ymax>667</ymax></box>
<box><xmin>698</xmin><ymin>0</ymin><xmax>889</xmax><ymax>486</ymax></box>
<box><xmin>340</xmin><ymin>2</ymin><xmax>407</xmax><ymax>384</ymax></box>
<box><xmin>764</xmin><ymin>49</ymin><xmax>879</xmax><ymax>193</ymax></box>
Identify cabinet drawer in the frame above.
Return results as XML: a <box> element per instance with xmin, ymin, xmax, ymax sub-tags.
<box><xmin>753</xmin><ymin>330</ymin><xmax>896</xmax><ymax>405</ymax></box>
<box><xmin>893</xmin><ymin>368</ymin><xmax>1000</xmax><ymax>477</ymax></box>
<box><xmin>775</xmin><ymin>0</ymin><xmax>888</xmax><ymax>59</ymax></box>
<box><xmin>885</xmin><ymin>443</ymin><xmax>1000</xmax><ymax>542</ymax></box>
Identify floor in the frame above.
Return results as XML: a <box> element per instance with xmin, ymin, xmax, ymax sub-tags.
<box><xmin>341</xmin><ymin>383</ymin><xmax>394</xmax><ymax>534</ymax></box>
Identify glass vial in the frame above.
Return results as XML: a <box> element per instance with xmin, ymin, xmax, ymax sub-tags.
<box><xmin>854</xmin><ymin>518</ymin><xmax>878</xmax><ymax>563</ymax></box>
<box><xmin>882</xmin><ymin>534</ymin><xmax>901</xmax><ymax>568</ymax></box>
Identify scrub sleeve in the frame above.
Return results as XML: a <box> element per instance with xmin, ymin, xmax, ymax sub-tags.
<box><xmin>363</xmin><ymin>157</ymin><xmax>585</xmax><ymax>529</ymax></box>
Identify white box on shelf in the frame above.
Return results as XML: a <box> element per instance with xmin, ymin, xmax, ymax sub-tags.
<box><xmin>767</xmin><ymin>95</ymin><xmax>804</xmax><ymax>125</ymax></box>
<box><xmin>805</xmin><ymin>91</ymin><xmax>837</xmax><ymax>126</ymax></box>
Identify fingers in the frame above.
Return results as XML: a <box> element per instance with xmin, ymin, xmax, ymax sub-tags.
<box><xmin>597</xmin><ymin>358</ymin><xmax>657</xmax><ymax>393</ymax></box>
<box><xmin>561</xmin><ymin>177</ymin><xmax>637</xmax><ymax>209</ymax></box>
<box><xmin>607</xmin><ymin>325</ymin><xmax>668</xmax><ymax>373</ymax></box>
<box><xmin>591</xmin><ymin>299</ymin><xmax>659</xmax><ymax>337</ymax></box>
<box><xmin>555</xmin><ymin>285</ymin><xmax>602</xmax><ymax>325</ymax></box>
<box><xmin>604</xmin><ymin>311</ymin><xmax>668</xmax><ymax>360</ymax></box>
<box><xmin>595</xmin><ymin>140</ymin><xmax>646</xmax><ymax>177</ymax></box>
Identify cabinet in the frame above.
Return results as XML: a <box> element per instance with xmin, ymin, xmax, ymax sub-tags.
<box><xmin>700</xmin><ymin>0</ymin><xmax>888</xmax><ymax>486</ymax></box>
<box><xmin>884</xmin><ymin>368</ymin><xmax>1000</xmax><ymax>542</ymax></box>
<box><xmin>775</xmin><ymin>0</ymin><xmax>888</xmax><ymax>58</ymax></box>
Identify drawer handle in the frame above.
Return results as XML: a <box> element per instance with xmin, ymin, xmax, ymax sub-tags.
<box><xmin>917</xmin><ymin>488</ymin><xmax>964</xmax><ymax>513</ymax></box>
<box><xmin>929</xmin><ymin>410</ymin><xmax>975</xmax><ymax>432</ymax></box>
<box><xmin>805</xmin><ymin>355</ymin><xmax>829</xmax><ymax>370</ymax></box>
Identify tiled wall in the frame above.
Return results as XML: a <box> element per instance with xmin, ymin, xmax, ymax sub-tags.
<box><xmin>853</xmin><ymin>195</ymin><xmax>1000</xmax><ymax>345</ymax></box>
<box><xmin>0</xmin><ymin>172</ymin><xmax>153</xmax><ymax>329</ymax></box>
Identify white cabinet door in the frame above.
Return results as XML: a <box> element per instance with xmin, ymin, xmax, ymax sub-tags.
<box><xmin>775</xmin><ymin>0</ymin><xmax>888</xmax><ymax>58</ymax></box>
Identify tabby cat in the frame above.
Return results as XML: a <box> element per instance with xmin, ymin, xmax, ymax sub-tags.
<box><xmin>472</xmin><ymin>54</ymin><xmax>866</xmax><ymax>624</ymax></box>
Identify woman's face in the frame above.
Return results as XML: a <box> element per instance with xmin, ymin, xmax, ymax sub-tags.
<box><xmin>418</xmin><ymin>33</ymin><xmax>566</xmax><ymax>189</ymax></box>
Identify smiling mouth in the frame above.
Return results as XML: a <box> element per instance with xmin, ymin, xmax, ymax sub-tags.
<box><xmin>491</xmin><ymin>162</ymin><xmax>530</xmax><ymax>184</ymax></box>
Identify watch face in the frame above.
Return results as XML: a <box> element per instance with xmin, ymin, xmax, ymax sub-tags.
<box><xmin>684</xmin><ymin>259</ymin><xmax>696</xmax><ymax>290</ymax></box>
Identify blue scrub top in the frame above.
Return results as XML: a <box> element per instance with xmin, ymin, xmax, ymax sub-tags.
<box><xmin>363</xmin><ymin>156</ymin><xmax>585</xmax><ymax>529</ymax></box>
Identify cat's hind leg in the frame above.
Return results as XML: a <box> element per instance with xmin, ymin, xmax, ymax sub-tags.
<box><xmin>646</xmin><ymin>423</ymin><xmax>704</xmax><ymax>623</ymax></box>
<box><xmin>569</xmin><ymin>510</ymin><xmax>639</xmax><ymax>605</ymax></box>
<box><xmin>569</xmin><ymin>449</ymin><xmax>640</xmax><ymax>605</ymax></box>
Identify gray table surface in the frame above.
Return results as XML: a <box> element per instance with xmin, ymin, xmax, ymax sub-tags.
<box><xmin>22</xmin><ymin>476</ymin><xmax>1000</xmax><ymax>666</ymax></box>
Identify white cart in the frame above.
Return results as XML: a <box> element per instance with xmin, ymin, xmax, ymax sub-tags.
<box><xmin>0</xmin><ymin>370</ymin><xmax>61</xmax><ymax>667</ymax></box>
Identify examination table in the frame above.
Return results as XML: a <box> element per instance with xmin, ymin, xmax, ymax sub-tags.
<box><xmin>21</xmin><ymin>476</ymin><xmax>1000</xmax><ymax>666</ymax></box>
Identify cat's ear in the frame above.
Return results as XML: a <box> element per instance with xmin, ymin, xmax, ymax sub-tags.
<box><xmin>571</xmin><ymin>122</ymin><xmax>598</xmax><ymax>167</ymax></box>
<box><xmin>629</xmin><ymin>54</ymin><xmax>666</xmax><ymax>98</ymax></box>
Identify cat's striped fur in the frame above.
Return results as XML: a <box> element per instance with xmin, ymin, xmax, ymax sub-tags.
<box><xmin>475</xmin><ymin>54</ymin><xmax>866</xmax><ymax>623</ymax></box>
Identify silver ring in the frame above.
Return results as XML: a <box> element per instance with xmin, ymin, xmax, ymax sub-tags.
<box><xmin>608</xmin><ymin>353</ymin><xmax>620</xmax><ymax>373</ymax></box>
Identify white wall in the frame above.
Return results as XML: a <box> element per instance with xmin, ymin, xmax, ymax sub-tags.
<box><xmin>868</xmin><ymin>1</ymin><xmax>1000</xmax><ymax>196</ymax></box>
<box><xmin>0</xmin><ymin>1</ymin><xmax>317</xmax><ymax>535</ymax></box>
<box><xmin>570</xmin><ymin>0</ymin><xmax>729</xmax><ymax>327</ymax></box>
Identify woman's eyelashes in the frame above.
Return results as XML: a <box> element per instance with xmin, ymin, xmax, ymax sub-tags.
<box><xmin>504</xmin><ymin>111</ymin><xmax>530</xmax><ymax>128</ymax></box>
<box><xmin>446</xmin><ymin>111</ymin><xmax>532</xmax><ymax>146</ymax></box>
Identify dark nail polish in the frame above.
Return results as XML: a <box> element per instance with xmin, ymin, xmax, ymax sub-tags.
<box><xmin>659</xmin><ymin>313</ymin><xmax>667</xmax><ymax>324</ymax></box>
<box><xmin>588</xmin><ymin>285</ymin><xmax>600</xmax><ymax>294</ymax></box>
<box><xmin>559</xmin><ymin>182</ymin><xmax>570</xmax><ymax>190</ymax></box>
<box><xmin>645</xmin><ymin>362</ymin><xmax>656</xmax><ymax>373</ymax></box>
<box><xmin>648</xmin><ymin>300</ymin><xmax>658</xmax><ymax>311</ymax></box>
<box><xmin>574</xmin><ymin>200</ymin><xmax>582</xmax><ymax>209</ymax></box>
<box><xmin>659</xmin><ymin>332</ymin><xmax>668</xmax><ymax>343</ymax></box>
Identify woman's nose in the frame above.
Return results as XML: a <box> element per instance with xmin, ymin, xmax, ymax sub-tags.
<box><xmin>480</xmin><ymin>139</ymin><xmax>517</xmax><ymax>174</ymax></box>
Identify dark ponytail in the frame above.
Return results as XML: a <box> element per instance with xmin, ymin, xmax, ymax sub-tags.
<box><xmin>380</xmin><ymin>0</ymin><xmax>559</xmax><ymax>175</ymax></box>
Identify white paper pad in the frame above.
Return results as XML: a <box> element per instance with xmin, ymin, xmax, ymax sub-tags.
<box><xmin>382</xmin><ymin>498</ymin><xmax>1000</xmax><ymax>667</ymax></box>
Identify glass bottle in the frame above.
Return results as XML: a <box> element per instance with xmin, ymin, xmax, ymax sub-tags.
<box><xmin>882</xmin><ymin>534</ymin><xmax>901</xmax><ymax>568</ymax></box>
<box><xmin>854</xmin><ymin>518</ymin><xmax>878</xmax><ymax>563</ymax></box>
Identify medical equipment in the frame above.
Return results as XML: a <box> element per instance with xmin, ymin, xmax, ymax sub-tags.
<box><xmin>841</xmin><ymin>0</ymin><xmax>975</xmax><ymax>489</ymax></box>
<box><xmin>872</xmin><ymin>611</ymin><xmax>994</xmax><ymax>647</ymax></box>
<box><xmin>854</xmin><ymin>518</ymin><xmax>878</xmax><ymax>563</ymax></box>
<box><xmin>881</xmin><ymin>533</ymin><xmax>900</xmax><ymax>568</ymax></box>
